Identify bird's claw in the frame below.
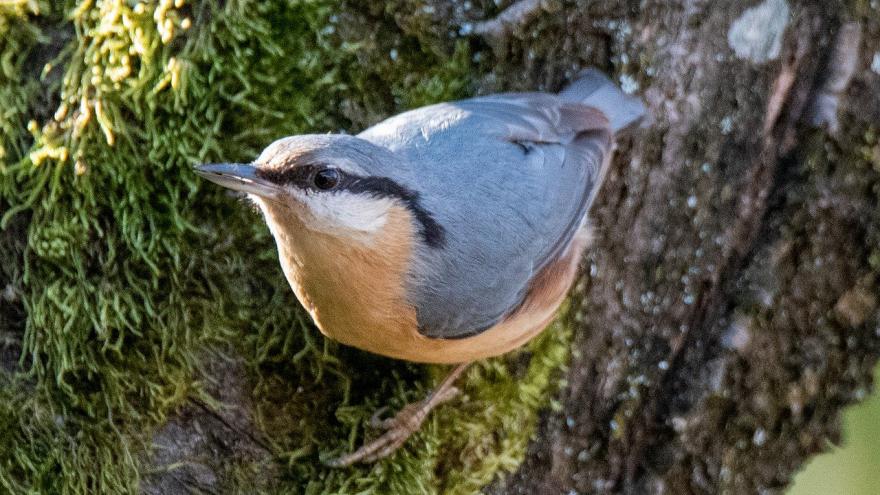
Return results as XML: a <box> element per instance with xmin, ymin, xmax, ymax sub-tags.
<box><xmin>324</xmin><ymin>385</ymin><xmax>462</xmax><ymax>467</ymax></box>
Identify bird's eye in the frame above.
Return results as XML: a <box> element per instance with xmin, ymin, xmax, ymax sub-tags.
<box><xmin>313</xmin><ymin>168</ymin><xmax>340</xmax><ymax>190</ymax></box>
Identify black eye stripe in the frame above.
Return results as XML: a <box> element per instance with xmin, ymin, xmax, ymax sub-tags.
<box><xmin>254</xmin><ymin>164</ymin><xmax>446</xmax><ymax>248</ymax></box>
<box><xmin>255</xmin><ymin>164</ymin><xmax>320</xmax><ymax>190</ymax></box>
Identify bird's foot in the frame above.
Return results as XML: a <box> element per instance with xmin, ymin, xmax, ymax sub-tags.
<box><xmin>324</xmin><ymin>363</ymin><xmax>470</xmax><ymax>467</ymax></box>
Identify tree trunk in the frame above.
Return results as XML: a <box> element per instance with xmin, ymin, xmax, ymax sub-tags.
<box><xmin>487</xmin><ymin>1</ymin><xmax>880</xmax><ymax>493</ymax></box>
<box><xmin>1</xmin><ymin>0</ymin><xmax>879</xmax><ymax>494</ymax></box>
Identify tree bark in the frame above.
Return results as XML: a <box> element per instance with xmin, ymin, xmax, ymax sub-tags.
<box><xmin>485</xmin><ymin>1</ymin><xmax>880</xmax><ymax>493</ymax></box>
<box><xmin>3</xmin><ymin>0</ymin><xmax>879</xmax><ymax>493</ymax></box>
<box><xmin>146</xmin><ymin>1</ymin><xmax>880</xmax><ymax>492</ymax></box>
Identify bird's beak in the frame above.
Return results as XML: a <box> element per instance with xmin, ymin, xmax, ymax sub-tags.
<box><xmin>194</xmin><ymin>163</ymin><xmax>281</xmax><ymax>198</ymax></box>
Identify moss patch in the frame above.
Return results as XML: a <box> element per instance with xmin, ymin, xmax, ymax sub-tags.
<box><xmin>0</xmin><ymin>0</ymin><xmax>571</xmax><ymax>492</ymax></box>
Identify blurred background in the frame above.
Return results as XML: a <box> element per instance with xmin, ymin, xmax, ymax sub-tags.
<box><xmin>790</xmin><ymin>364</ymin><xmax>880</xmax><ymax>495</ymax></box>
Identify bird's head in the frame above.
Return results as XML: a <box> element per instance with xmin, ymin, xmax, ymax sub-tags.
<box><xmin>196</xmin><ymin>134</ymin><xmax>442</xmax><ymax>348</ymax></box>
<box><xmin>195</xmin><ymin>134</ymin><xmax>443</xmax><ymax>248</ymax></box>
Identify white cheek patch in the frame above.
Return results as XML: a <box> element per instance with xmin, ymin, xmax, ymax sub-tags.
<box><xmin>291</xmin><ymin>189</ymin><xmax>393</xmax><ymax>238</ymax></box>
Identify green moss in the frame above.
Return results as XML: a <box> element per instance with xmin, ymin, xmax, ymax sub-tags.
<box><xmin>0</xmin><ymin>1</ymin><xmax>571</xmax><ymax>493</ymax></box>
<box><xmin>0</xmin><ymin>1</ymin><xmax>45</xmax><ymax>170</ymax></box>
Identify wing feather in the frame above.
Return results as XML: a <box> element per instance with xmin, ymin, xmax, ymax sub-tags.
<box><xmin>358</xmin><ymin>92</ymin><xmax>615</xmax><ymax>339</ymax></box>
<box><xmin>453</xmin><ymin>96</ymin><xmax>612</xmax><ymax>278</ymax></box>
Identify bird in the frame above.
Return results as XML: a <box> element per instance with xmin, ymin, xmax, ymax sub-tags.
<box><xmin>195</xmin><ymin>69</ymin><xmax>644</xmax><ymax>467</ymax></box>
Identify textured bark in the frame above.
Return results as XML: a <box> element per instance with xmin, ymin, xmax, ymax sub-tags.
<box><xmin>141</xmin><ymin>352</ymin><xmax>273</xmax><ymax>495</ymax></box>
<box><xmin>485</xmin><ymin>1</ymin><xmax>880</xmax><ymax>493</ymax></box>
<box><xmin>5</xmin><ymin>0</ymin><xmax>879</xmax><ymax>493</ymax></box>
<box><xmin>148</xmin><ymin>0</ymin><xmax>880</xmax><ymax>492</ymax></box>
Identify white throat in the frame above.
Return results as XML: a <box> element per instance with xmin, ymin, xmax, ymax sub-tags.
<box><xmin>252</xmin><ymin>190</ymin><xmax>394</xmax><ymax>244</ymax></box>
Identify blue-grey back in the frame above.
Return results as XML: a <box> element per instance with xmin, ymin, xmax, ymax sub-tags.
<box><xmin>357</xmin><ymin>71</ymin><xmax>642</xmax><ymax>338</ymax></box>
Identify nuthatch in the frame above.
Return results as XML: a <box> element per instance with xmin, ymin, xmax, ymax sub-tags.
<box><xmin>196</xmin><ymin>69</ymin><xmax>644</xmax><ymax>466</ymax></box>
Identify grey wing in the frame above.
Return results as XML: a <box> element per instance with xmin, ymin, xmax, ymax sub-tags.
<box><xmin>457</xmin><ymin>95</ymin><xmax>613</xmax><ymax>272</ymax></box>
<box><xmin>359</xmin><ymin>94</ymin><xmax>612</xmax><ymax>339</ymax></box>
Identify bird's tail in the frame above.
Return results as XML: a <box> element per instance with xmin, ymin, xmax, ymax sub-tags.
<box><xmin>559</xmin><ymin>69</ymin><xmax>645</xmax><ymax>133</ymax></box>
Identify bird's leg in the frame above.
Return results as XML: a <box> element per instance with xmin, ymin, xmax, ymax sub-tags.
<box><xmin>325</xmin><ymin>362</ymin><xmax>471</xmax><ymax>467</ymax></box>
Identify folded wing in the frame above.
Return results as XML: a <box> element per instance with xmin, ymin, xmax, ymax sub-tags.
<box><xmin>358</xmin><ymin>72</ymin><xmax>641</xmax><ymax>339</ymax></box>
